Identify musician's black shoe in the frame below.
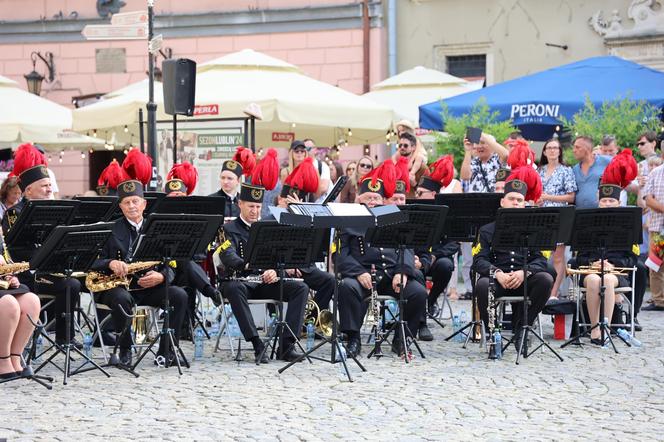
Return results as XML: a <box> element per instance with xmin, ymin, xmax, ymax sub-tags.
<box><xmin>418</xmin><ymin>324</ymin><xmax>434</xmax><ymax>341</ymax></box>
<box><xmin>278</xmin><ymin>347</ymin><xmax>304</xmax><ymax>362</ymax></box>
<box><xmin>56</xmin><ymin>337</ymin><xmax>83</xmax><ymax>350</ymax></box>
<box><xmin>119</xmin><ymin>347</ymin><xmax>132</xmax><ymax>366</ymax></box>
<box><xmin>253</xmin><ymin>342</ymin><xmax>269</xmax><ymax>364</ymax></box>
<box><xmin>428</xmin><ymin>303</ymin><xmax>440</xmax><ymax>318</ymax></box>
<box><xmin>210</xmin><ymin>289</ymin><xmax>222</xmax><ymax>307</ymax></box>
<box><xmin>346</xmin><ymin>337</ymin><xmax>361</xmax><ymax>358</ymax></box>
<box><xmin>391</xmin><ymin>336</ymin><xmax>405</xmax><ymax>356</ymax></box>
<box><xmin>461</xmin><ymin>291</ymin><xmax>473</xmax><ymax>300</ymax></box>
<box><xmin>642</xmin><ymin>304</ymin><xmax>664</xmax><ymax>311</ymax></box>
<box><xmin>634</xmin><ymin>317</ymin><xmax>643</xmax><ymax>332</ymax></box>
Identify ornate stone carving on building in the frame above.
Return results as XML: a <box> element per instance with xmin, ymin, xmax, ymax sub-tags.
<box><xmin>97</xmin><ymin>0</ymin><xmax>126</xmax><ymax>19</ymax></box>
<box><xmin>589</xmin><ymin>0</ymin><xmax>664</xmax><ymax>71</ymax></box>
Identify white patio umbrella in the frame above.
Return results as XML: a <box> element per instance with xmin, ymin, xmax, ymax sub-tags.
<box><xmin>73</xmin><ymin>49</ymin><xmax>394</xmax><ymax>147</ymax></box>
<box><xmin>363</xmin><ymin>66</ymin><xmax>483</xmax><ymax>125</ymax></box>
<box><xmin>0</xmin><ymin>75</ymin><xmax>103</xmax><ymax>149</ymax></box>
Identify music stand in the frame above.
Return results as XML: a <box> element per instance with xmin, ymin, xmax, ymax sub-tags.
<box><xmin>492</xmin><ymin>207</ymin><xmax>574</xmax><ymax>364</ymax></box>
<box><xmin>29</xmin><ymin>223</ymin><xmax>115</xmax><ymax>384</ymax></box>
<box><xmin>71</xmin><ymin>197</ymin><xmax>118</xmax><ymax>224</ymax></box>
<box><xmin>561</xmin><ymin>207</ymin><xmax>642</xmax><ymax>353</ymax></box>
<box><xmin>243</xmin><ymin>221</ymin><xmax>325</xmax><ymax>365</ymax></box>
<box><xmin>278</xmin><ymin>203</ymin><xmax>406</xmax><ymax>382</ymax></box>
<box><xmin>427</xmin><ymin>194</ymin><xmax>502</xmax><ymax>345</ymax></box>
<box><xmin>151</xmin><ymin>195</ymin><xmax>225</xmax><ymax>215</ymax></box>
<box><xmin>130</xmin><ymin>213</ymin><xmax>223</xmax><ymax>375</ymax></box>
<box><xmin>365</xmin><ymin>204</ymin><xmax>448</xmax><ymax>362</ymax></box>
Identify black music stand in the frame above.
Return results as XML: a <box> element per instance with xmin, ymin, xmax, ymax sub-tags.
<box><xmin>561</xmin><ymin>207</ymin><xmax>641</xmax><ymax>353</ymax></box>
<box><xmin>29</xmin><ymin>223</ymin><xmax>114</xmax><ymax>384</ymax></box>
<box><xmin>365</xmin><ymin>204</ymin><xmax>448</xmax><ymax>362</ymax></box>
<box><xmin>278</xmin><ymin>203</ymin><xmax>406</xmax><ymax>381</ymax></box>
<box><xmin>130</xmin><ymin>213</ymin><xmax>223</xmax><ymax>375</ymax></box>
<box><xmin>492</xmin><ymin>207</ymin><xmax>574</xmax><ymax>364</ymax></box>
<box><xmin>71</xmin><ymin>196</ymin><xmax>118</xmax><ymax>224</ymax></box>
<box><xmin>152</xmin><ymin>195</ymin><xmax>225</xmax><ymax>215</ymax></box>
<box><xmin>243</xmin><ymin>221</ymin><xmax>325</xmax><ymax>365</ymax></box>
<box><xmin>428</xmin><ymin>194</ymin><xmax>502</xmax><ymax>345</ymax></box>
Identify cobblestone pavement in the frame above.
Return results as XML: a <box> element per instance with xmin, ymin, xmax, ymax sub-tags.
<box><xmin>2</xmin><ymin>299</ymin><xmax>663</xmax><ymax>441</ymax></box>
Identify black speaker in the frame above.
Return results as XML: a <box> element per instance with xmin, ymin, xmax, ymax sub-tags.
<box><xmin>162</xmin><ymin>58</ymin><xmax>196</xmax><ymax>116</ymax></box>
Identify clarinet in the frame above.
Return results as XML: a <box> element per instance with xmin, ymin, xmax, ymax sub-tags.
<box><xmin>370</xmin><ymin>265</ymin><xmax>384</xmax><ymax>356</ymax></box>
<box><xmin>487</xmin><ymin>268</ymin><xmax>499</xmax><ymax>359</ymax></box>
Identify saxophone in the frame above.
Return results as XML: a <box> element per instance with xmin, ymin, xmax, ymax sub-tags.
<box><xmin>0</xmin><ymin>262</ymin><xmax>30</xmax><ymax>289</ymax></box>
<box><xmin>86</xmin><ymin>261</ymin><xmax>161</xmax><ymax>292</ymax></box>
<box><xmin>487</xmin><ymin>268</ymin><xmax>498</xmax><ymax>359</ymax></box>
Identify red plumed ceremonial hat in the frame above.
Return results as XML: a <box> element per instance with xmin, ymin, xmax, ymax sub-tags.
<box><xmin>167</xmin><ymin>162</ymin><xmax>198</xmax><ymax>195</ymax></box>
<box><xmin>601</xmin><ymin>148</ymin><xmax>638</xmax><ymax>188</ymax></box>
<box><xmin>507</xmin><ymin>139</ymin><xmax>535</xmax><ymax>169</ymax></box>
<box><xmin>506</xmin><ymin>166</ymin><xmax>542</xmax><ymax>202</ymax></box>
<box><xmin>122</xmin><ymin>148</ymin><xmax>153</xmax><ymax>185</ymax></box>
<box><xmin>98</xmin><ymin>159</ymin><xmax>130</xmax><ymax>189</ymax></box>
<box><xmin>428</xmin><ymin>155</ymin><xmax>455</xmax><ymax>188</ymax></box>
<box><xmin>251</xmin><ymin>149</ymin><xmax>279</xmax><ymax>191</ymax></box>
<box><xmin>233</xmin><ymin>146</ymin><xmax>256</xmax><ymax>178</ymax></box>
<box><xmin>284</xmin><ymin>157</ymin><xmax>319</xmax><ymax>194</ymax></box>
<box><xmin>394</xmin><ymin>156</ymin><xmax>410</xmax><ymax>194</ymax></box>
<box><xmin>11</xmin><ymin>143</ymin><xmax>47</xmax><ymax>177</ymax></box>
<box><xmin>374</xmin><ymin>159</ymin><xmax>397</xmax><ymax>198</ymax></box>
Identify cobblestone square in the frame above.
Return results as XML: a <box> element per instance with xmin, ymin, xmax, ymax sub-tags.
<box><xmin>1</xmin><ymin>299</ymin><xmax>662</xmax><ymax>441</ymax></box>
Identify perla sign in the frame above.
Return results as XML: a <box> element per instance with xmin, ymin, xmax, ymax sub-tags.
<box><xmin>510</xmin><ymin>103</ymin><xmax>560</xmax><ymax>123</ymax></box>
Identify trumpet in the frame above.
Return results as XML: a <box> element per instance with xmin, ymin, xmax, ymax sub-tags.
<box><xmin>86</xmin><ymin>261</ymin><xmax>161</xmax><ymax>292</ymax></box>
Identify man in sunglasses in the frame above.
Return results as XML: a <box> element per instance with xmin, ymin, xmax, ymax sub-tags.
<box><xmin>392</xmin><ymin>132</ymin><xmax>427</xmax><ymax>197</ymax></box>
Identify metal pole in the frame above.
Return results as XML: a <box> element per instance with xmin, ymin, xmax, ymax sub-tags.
<box><xmin>147</xmin><ymin>0</ymin><xmax>158</xmax><ymax>190</ymax></box>
<box><xmin>243</xmin><ymin>119</ymin><xmax>249</xmax><ymax>149</ymax></box>
<box><xmin>138</xmin><ymin>108</ymin><xmax>145</xmax><ymax>153</ymax></box>
<box><xmin>250</xmin><ymin>117</ymin><xmax>255</xmax><ymax>152</ymax></box>
<box><xmin>172</xmin><ymin>114</ymin><xmax>177</xmax><ymax>164</ymax></box>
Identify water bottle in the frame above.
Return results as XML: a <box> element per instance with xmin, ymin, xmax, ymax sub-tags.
<box><xmin>34</xmin><ymin>334</ymin><xmax>43</xmax><ymax>362</ymax></box>
<box><xmin>336</xmin><ymin>343</ymin><xmax>348</xmax><ymax>380</ymax></box>
<box><xmin>228</xmin><ymin>313</ymin><xmax>241</xmax><ymax>338</ymax></box>
<box><xmin>223</xmin><ymin>305</ymin><xmax>233</xmax><ymax>336</ymax></box>
<box><xmin>459</xmin><ymin>310</ymin><xmax>468</xmax><ymax>327</ymax></box>
<box><xmin>83</xmin><ymin>332</ymin><xmax>93</xmax><ymax>358</ymax></box>
<box><xmin>616</xmin><ymin>328</ymin><xmax>642</xmax><ymax>348</ymax></box>
<box><xmin>493</xmin><ymin>329</ymin><xmax>502</xmax><ymax>359</ymax></box>
<box><xmin>386</xmin><ymin>300</ymin><xmax>399</xmax><ymax>322</ymax></box>
<box><xmin>267</xmin><ymin>313</ymin><xmax>278</xmax><ymax>337</ymax></box>
<box><xmin>208</xmin><ymin>307</ymin><xmax>220</xmax><ymax>337</ymax></box>
<box><xmin>452</xmin><ymin>314</ymin><xmax>462</xmax><ymax>342</ymax></box>
<box><xmin>194</xmin><ymin>327</ymin><xmax>205</xmax><ymax>359</ymax></box>
<box><xmin>306</xmin><ymin>321</ymin><xmax>315</xmax><ymax>351</ymax></box>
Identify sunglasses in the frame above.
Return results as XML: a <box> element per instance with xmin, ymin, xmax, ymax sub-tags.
<box><xmin>358</xmin><ymin>163</ymin><xmax>372</xmax><ymax>169</ymax></box>
<box><xmin>292</xmin><ymin>148</ymin><xmax>307</xmax><ymax>153</ymax></box>
<box><xmin>398</xmin><ymin>143</ymin><xmax>411</xmax><ymax>148</ymax></box>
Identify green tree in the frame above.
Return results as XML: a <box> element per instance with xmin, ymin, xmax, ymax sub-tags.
<box><xmin>433</xmin><ymin>98</ymin><xmax>517</xmax><ymax>170</ymax></box>
<box><xmin>561</xmin><ymin>95</ymin><xmax>661</xmax><ymax>165</ymax></box>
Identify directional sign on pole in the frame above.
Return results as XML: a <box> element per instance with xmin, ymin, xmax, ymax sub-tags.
<box><xmin>81</xmin><ymin>23</ymin><xmax>148</xmax><ymax>40</ymax></box>
<box><xmin>148</xmin><ymin>34</ymin><xmax>163</xmax><ymax>54</ymax></box>
<box><xmin>110</xmin><ymin>10</ymin><xmax>148</xmax><ymax>25</ymax></box>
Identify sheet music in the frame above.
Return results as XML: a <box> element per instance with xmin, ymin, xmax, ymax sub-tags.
<box><xmin>328</xmin><ymin>203</ymin><xmax>372</xmax><ymax>217</ymax></box>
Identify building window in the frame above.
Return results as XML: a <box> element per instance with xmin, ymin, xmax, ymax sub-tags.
<box><xmin>446</xmin><ymin>54</ymin><xmax>486</xmax><ymax>78</ymax></box>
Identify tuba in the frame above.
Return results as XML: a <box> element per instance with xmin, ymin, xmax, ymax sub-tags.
<box><xmin>86</xmin><ymin>261</ymin><xmax>161</xmax><ymax>292</ymax></box>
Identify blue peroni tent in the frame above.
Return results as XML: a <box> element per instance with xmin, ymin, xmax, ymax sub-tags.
<box><xmin>418</xmin><ymin>56</ymin><xmax>664</xmax><ymax>140</ymax></box>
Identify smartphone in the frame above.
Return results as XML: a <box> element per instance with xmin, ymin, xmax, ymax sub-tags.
<box><xmin>466</xmin><ymin>127</ymin><xmax>482</xmax><ymax>144</ymax></box>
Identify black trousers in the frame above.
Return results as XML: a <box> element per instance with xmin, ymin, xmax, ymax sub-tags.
<box><xmin>174</xmin><ymin>260</ymin><xmax>217</xmax><ymax>299</ymax></box>
<box><xmin>98</xmin><ymin>285</ymin><xmax>188</xmax><ymax>349</ymax></box>
<box><xmin>634</xmin><ymin>259</ymin><xmax>647</xmax><ymax>315</ymax></box>
<box><xmin>301</xmin><ymin>267</ymin><xmax>336</xmax><ymax>311</ymax></box>
<box><xmin>427</xmin><ymin>257</ymin><xmax>454</xmax><ymax>305</ymax></box>
<box><xmin>338</xmin><ymin>275</ymin><xmax>427</xmax><ymax>338</ymax></box>
<box><xmin>221</xmin><ymin>279</ymin><xmax>308</xmax><ymax>347</ymax></box>
<box><xmin>21</xmin><ymin>274</ymin><xmax>81</xmax><ymax>341</ymax></box>
<box><xmin>474</xmin><ymin>272</ymin><xmax>553</xmax><ymax>331</ymax></box>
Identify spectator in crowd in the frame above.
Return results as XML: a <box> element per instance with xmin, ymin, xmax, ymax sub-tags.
<box><xmin>460</xmin><ymin>132</ymin><xmax>509</xmax><ymax>193</ymax></box>
<box><xmin>0</xmin><ymin>177</ymin><xmax>21</xmax><ymax>221</ymax></box>
<box><xmin>537</xmin><ymin>137</ymin><xmax>577</xmax><ymax>301</ymax></box>
<box><xmin>572</xmin><ymin>135</ymin><xmax>612</xmax><ymax>209</ymax></box>
<box><xmin>339</xmin><ymin>155</ymin><xmax>373</xmax><ymax>203</ymax></box>
<box><xmin>600</xmin><ymin>135</ymin><xmax>620</xmax><ymax>157</ymax></box>
<box><xmin>643</xmin><ymin>151</ymin><xmax>664</xmax><ymax>311</ymax></box>
<box><xmin>280</xmin><ymin>139</ymin><xmax>330</xmax><ymax>202</ymax></box>
<box><xmin>345</xmin><ymin>161</ymin><xmax>357</xmax><ymax>177</ymax></box>
<box><xmin>329</xmin><ymin>161</ymin><xmax>343</xmax><ymax>185</ymax></box>
<box><xmin>392</xmin><ymin>132</ymin><xmax>427</xmax><ymax>197</ymax></box>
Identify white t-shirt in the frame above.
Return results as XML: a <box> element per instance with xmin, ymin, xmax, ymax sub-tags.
<box><xmin>47</xmin><ymin>168</ymin><xmax>59</xmax><ymax>193</ymax></box>
<box><xmin>313</xmin><ymin>159</ymin><xmax>332</xmax><ymax>203</ymax></box>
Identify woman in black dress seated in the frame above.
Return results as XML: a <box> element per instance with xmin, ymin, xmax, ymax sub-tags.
<box><xmin>0</xmin><ymin>258</ymin><xmax>40</xmax><ymax>379</ymax></box>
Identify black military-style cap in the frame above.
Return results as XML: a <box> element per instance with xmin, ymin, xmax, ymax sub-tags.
<box><xmin>164</xmin><ymin>178</ymin><xmax>187</xmax><ymax>195</ymax></box>
<box><xmin>598</xmin><ymin>183</ymin><xmax>622</xmax><ymax>201</ymax></box>
<box><xmin>18</xmin><ymin>165</ymin><xmax>50</xmax><ymax>191</ymax></box>
<box><xmin>358</xmin><ymin>177</ymin><xmax>385</xmax><ymax>197</ymax></box>
<box><xmin>503</xmin><ymin>179</ymin><xmax>528</xmax><ymax>197</ymax></box>
<box><xmin>221</xmin><ymin>159</ymin><xmax>243</xmax><ymax>178</ymax></box>
<box><xmin>117</xmin><ymin>180</ymin><xmax>144</xmax><ymax>201</ymax></box>
<box><xmin>239</xmin><ymin>182</ymin><xmax>265</xmax><ymax>203</ymax></box>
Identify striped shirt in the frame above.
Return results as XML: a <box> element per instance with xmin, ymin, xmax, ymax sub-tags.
<box><xmin>644</xmin><ymin>163</ymin><xmax>664</xmax><ymax>231</ymax></box>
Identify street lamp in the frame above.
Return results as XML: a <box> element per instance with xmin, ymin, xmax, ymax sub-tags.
<box><xmin>24</xmin><ymin>51</ymin><xmax>55</xmax><ymax>96</ymax></box>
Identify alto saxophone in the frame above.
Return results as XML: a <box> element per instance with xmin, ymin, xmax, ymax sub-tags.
<box><xmin>0</xmin><ymin>262</ymin><xmax>30</xmax><ymax>289</ymax></box>
<box><xmin>86</xmin><ymin>261</ymin><xmax>161</xmax><ymax>292</ymax></box>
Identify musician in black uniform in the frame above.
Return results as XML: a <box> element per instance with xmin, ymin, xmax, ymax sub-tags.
<box><xmin>472</xmin><ymin>174</ymin><xmax>553</xmax><ymax>353</ymax></box>
<box><xmin>2</xmin><ymin>164</ymin><xmax>82</xmax><ymax>348</ymax></box>
<box><xmin>337</xmin><ymin>175</ymin><xmax>427</xmax><ymax>358</ymax></box>
<box><xmin>90</xmin><ymin>180</ymin><xmax>188</xmax><ymax>366</ymax></box>
<box><xmin>208</xmin><ymin>159</ymin><xmax>242</xmax><ymax>219</ymax></box>
<box><xmin>576</xmin><ymin>183</ymin><xmax>639</xmax><ymax>344</ymax></box>
<box><xmin>218</xmin><ymin>183</ymin><xmax>309</xmax><ymax>364</ymax></box>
